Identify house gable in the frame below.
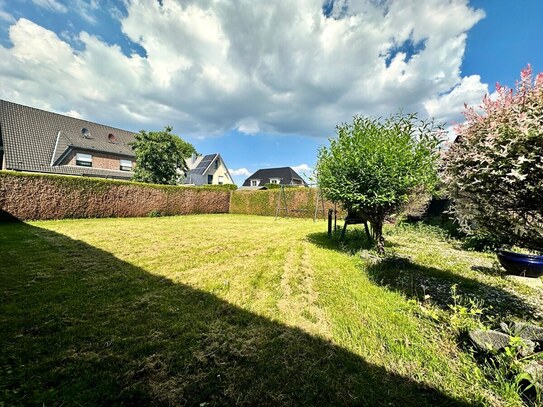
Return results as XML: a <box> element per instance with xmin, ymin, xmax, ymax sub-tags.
<box><xmin>183</xmin><ymin>153</ymin><xmax>234</xmax><ymax>185</ymax></box>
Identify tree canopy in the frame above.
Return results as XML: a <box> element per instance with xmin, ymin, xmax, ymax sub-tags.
<box><xmin>317</xmin><ymin>113</ymin><xmax>442</xmax><ymax>254</ymax></box>
<box><xmin>131</xmin><ymin>126</ymin><xmax>196</xmax><ymax>185</ymax></box>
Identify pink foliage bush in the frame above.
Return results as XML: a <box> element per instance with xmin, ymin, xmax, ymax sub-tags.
<box><xmin>445</xmin><ymin>65</ymin><xmax>543</xmax><ymax>251</ymax></box>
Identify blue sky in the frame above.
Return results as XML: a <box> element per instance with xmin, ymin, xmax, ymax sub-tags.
<box><xmin>0</xmin><ymin>0</ymin><xmax>541</xmax><ymax>184</ymax></box>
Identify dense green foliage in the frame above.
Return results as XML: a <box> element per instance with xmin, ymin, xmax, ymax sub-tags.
<box><xmin>132</xmin><ymin>126</ymin><xmax>196</xmax><ymax>185</ymax></box>
<box><xmin>317</xmin><ymin>113</ymin><xmax>442</xmax><ymax>254</ymax></box>
<box><xmin>445</xmin><ymin>66</ymin><xmax>543</xmax><ymax>252</ymax></box>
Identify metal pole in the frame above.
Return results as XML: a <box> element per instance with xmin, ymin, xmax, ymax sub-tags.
<box><xmin>334</xmin><ymin>203</ymin><xmax>337</xmax><ymax>231</ymax></box>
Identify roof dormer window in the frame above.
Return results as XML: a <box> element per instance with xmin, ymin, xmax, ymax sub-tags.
<box><xmin>76</xmin><ymin>153</ymin><xmax>92</xmax><ymax>167</ymax></box>
<box><xmin>120</xmin><ymin>159</ymin><xmax>132</xmax><ymax>171</ymax></box>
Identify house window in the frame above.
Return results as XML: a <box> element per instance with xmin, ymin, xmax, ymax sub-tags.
<box><xmin>218</xmin><ymin>175</ymin><xmax>224</xmax><ymax>185</ymax></box>
<box><xmin>270</xmin><ymin>178</ymin><xmax>280</xmax><ymax>184</ymax></box>
<box><xmin>250</xmin><ymin>179</ymin><xmax>259</xmax><ymax>187</ymax></box>
<box><xmin>208</xmin><ymin>174</ymin><xmax>213</xmax><ymax>184</ymax></box>
<box><xmin>76</xmin><ymin>153</ymin><xmax>92</xmax><ymax>167</ymax></box>
<box><xmin>214</xmin><ymin>160</ymin><xmax>219</xmax><ymax>169</ymax></box>
<box><xmin>120</xmin><ymin>159</ymin><xmax>132</xmax><ymax>171</ymax></box>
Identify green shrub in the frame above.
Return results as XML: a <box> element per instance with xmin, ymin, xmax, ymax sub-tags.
<box><xmin>317</xmin><ymin>113</ymin><xmax>443</xmax><ymax>254</ymax></box>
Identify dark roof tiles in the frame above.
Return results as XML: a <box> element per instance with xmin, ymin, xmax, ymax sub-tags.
<box><xmin>242</xmin><ymin>167</ymin><xmax>307</xmax><ymax>186</ymax></box>
<box><xmin>0</xmin><ymin>99</ymin><xmax>136</xmax><ymax>179</ymax></box>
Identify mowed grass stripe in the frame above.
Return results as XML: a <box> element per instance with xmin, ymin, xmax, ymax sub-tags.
<box><xmin>1</xmin><ymin>214</ymin><xmax>533</xmax><ymax>405</ymax></box>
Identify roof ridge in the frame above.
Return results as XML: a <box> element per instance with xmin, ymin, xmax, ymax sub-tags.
<box><xmin>0</xmin><ymin>99</ymin><xmax>136</xmax><ymax>134</ymax></box>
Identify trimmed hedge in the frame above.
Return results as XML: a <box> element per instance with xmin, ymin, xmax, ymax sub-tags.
<box><xmin>0</xmin><ymin>171</ymin><xmax>343</xmax><ymax>221</ymax></box>
<box><xmin>0</xmin><ymin>171</ymin><xmax>230</xmax><ymax>221</ymax></box>
<box><xmin>199</xmin><ymin>183</ymin><xmax>238</xmax><ymax>191</ymax></box>
<box><xmin>230</xmin><ymin>188</ymin><xmax>342</xmax><ymax>219</ymax></box>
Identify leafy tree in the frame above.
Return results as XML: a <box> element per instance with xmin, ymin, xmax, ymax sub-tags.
<box><xmin>317</xmin><ymin>113</ymin><xmax>443</xmax><ymax>254</ymax></box>
<box><xmin>445</xmin><ymin>65</ymin><xmax>543</xmax><ymax>252</ymax></box>
<box><xmin>132</xmin><ymin>126</ymin><xmax>196</xmax><ymax>185</ymax></box>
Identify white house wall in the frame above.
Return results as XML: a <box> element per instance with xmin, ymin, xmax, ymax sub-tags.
<box><xmin>204</xmin><ymin>157</ymin><xmax>234</xmax><ymax>185</ymax></box>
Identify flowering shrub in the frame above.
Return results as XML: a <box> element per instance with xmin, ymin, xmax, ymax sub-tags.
<box><xmin>445</xmin><ymin>66</ymin><xmax>543</xmax><ymax>252</ymax></box>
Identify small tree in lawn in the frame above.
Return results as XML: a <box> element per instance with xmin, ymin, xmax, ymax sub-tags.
<box><xmin>317</xmin><ymin>113</ymin><xmax>443</xmax><ymax>254</ymax></box>
<box><xmin>445</xmin><ymin>65</ymin><xmax>543</xmax><ymax>252</ymax></box>
<box><xmin>132</xmin><ymin>126</ymin><xmax>196</xmax><ymax>185</ymax></box>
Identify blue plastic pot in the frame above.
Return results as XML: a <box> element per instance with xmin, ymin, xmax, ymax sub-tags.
<box><xmin>497</xmin><ymin>250</ymin><xmax>543</xmax><ymax>278</ymax></box>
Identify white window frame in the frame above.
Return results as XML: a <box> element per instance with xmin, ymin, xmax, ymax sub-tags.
<box><xmin>76</xmin><ymin>153</ymin><xmax>92</xmax><ymax>167</ymax></box>
<box><xmin>218</xmin><ymin>175</ymin><xmax>224</xmax><ymax>185</ymax></box>
<box><xmin>120</xmin><ymin>159</ymin><xmax>132</xmax><ymax>171</ymax></box>
<box><xmin>250</xmin><ymin>179</ymin><xmax>260</xmax><ymax>187</ymax></box>
<box><xmin>269</xmin><ymin>178</ymin><xmax>280</xmax><ymax>184</ymax></box>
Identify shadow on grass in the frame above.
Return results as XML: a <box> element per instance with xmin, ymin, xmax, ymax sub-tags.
<box><xmin>365</xmin><ymin>257</ymin><xmax>539</xmax><ymax>321</ymax></box>
<box><xmin>308</xmin><ymin>231</ymin><xmax>538</xmax><ymax>323</ymax></box>
<box><xmin>0</xmin><ymin>220</ymin><xmax>474</xmax><ymax>406</ymax></box>
<box><xmin>307</xmin><ymin>227</ymin><xmax>398</xmax><ymax>255</ymax></box>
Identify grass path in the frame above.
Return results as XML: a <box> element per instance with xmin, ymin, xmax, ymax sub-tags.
<box><xmin>1</xmin><ymin>214</ymin><xmax>539</xmax><ymax>405</ymax></box>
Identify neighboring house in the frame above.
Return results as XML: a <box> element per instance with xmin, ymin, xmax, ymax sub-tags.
<box><xmin>242</xmin><ymin>167</ymin><xmax>308</xmax><ymax>187</ymax></box>
<box><xmin>183</xmin><ymin>153</ymin><xmax>234</xmax><ymax>185</ymax></box>
<box><xmin>0</xmin><ymin>99</ymin><xmax>136</xmax><ymax>180</ymax></box>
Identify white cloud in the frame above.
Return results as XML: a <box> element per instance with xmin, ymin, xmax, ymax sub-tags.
<box><xmin>229</xmin><ymin>168</ymin><xmax>252</xmax><ymax>177</ymax></box>
<box><xmin>0</xmin><ymin>0</ymin><xmax>488</xmax><ymax>137</ymax></box>
<box><xmin>236</xmin><ymin>118</ymin><xmax>260</xmax><ymax>135</ymax></box>
<box><xmin>72</xmin><ymin>0</ymin><xmax>99</xmax><ymax>24</ymax></box>
<box><xmin>31</xmin><ymin>0</ymin><xmax>67</xmax><ymax>14</ymax></box>
<box><xmin>0</xmin><ymin>10</ymin><xmax>14</xmax><ymax>23</ymax></box>
<box><xmin>292</xmin><ymin>164</ymin><xmax>312</xmax><ymax>175</ymax></box>
<box><xmin>424</xmin><ymin>75</ymin><xmax>488</xmax><ymax>126</ymax></box>
<box><xmin>64</xmin><ymin>109</ymin><xmax>82</xmax><ymax>118</ymax></box>
<box><xmin>292</xmin><ymin>164</ymin><xmax>314</xmax><ymax>182</ymax></box>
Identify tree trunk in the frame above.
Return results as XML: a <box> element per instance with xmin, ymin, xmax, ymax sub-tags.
<box><xmin>373</xmin><ymin>219</ymin><xmax>385</xmax><ymax>255</ymax></box>
<box><xmin>364</xmin><ymin>221</ymin><xmax>371</xmax><ymax>240</ymax></box>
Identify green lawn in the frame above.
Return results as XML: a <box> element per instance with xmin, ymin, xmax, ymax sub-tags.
<box><xmin>1</xmin><ymin>214</ymin><xmax>541</xmax><ymax>406</ymax></box>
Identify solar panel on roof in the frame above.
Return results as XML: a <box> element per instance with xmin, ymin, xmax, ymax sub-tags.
<box><xmin>193</xmin><ymin>154</ymin><xmax>215</xmax><ymax>175</ymax></box>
